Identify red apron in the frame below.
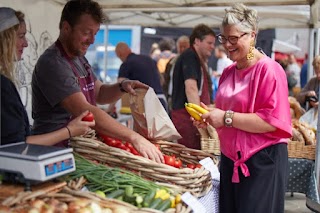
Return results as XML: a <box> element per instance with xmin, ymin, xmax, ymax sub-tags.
<box><xmin>171</xmin><ymin>48</ymin><xmax>210</xmax><ymax>149</ymax></box>
<box><xmin>55</xmin><ymin>40</ymin><xmax>96</xmax><ymax>147</ymax></box>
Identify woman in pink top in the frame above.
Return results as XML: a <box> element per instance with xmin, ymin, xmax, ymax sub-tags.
<box><xmin>196</xmin><ymin>3</ymin><xmax>292</xmax><ymax>213</ymax></box>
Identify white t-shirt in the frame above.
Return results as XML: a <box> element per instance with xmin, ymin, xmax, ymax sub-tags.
<box><xmin>217</xmin><ymin>55</ymin><xmax>233</xmax><ymax>75</ymax></box>
<box><xmin>286</xmin><ymin>63</ymin><xmax>301</xmax><ymax>87</ymax></box>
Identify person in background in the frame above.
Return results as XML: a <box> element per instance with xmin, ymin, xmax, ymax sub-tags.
<box><xmin>171</xmin><ymin>24</ymin><xmax>215</xmax><ymax>149</ymax></box>
<box><xmin>300</xmin><ymin>54</ymin><xmax>308</xmax><ymax>88</ymax></box>
<box><xmin>31</xmin><ymin>0</ymin><xmax>163</xmax><ymax>162</ymax></box>
<box><xmin>163</xmin><ymin>35</ymin><xmax>190</xmax><ymax>111</ymax></box>
<box><xmin>287</xmin><ymin>54</ymin><xmax>301</xmax><ymax>91</ymax></box>
<box><xmin>297</xmin><ymin>55</ymin><xmax>320</xmax><ymax>110</ymax></box>
<box><xmin>154</xmin><ymin>38</ymin><xmax>176</xmax><ymax>85</ymax></box>
<box><xmin>0</xmin><ymin>7</ymin><xmax>94</xmax><ymax>146</ymax></box>
<box><xmin>211</xmin><ymin>44</ymin><xmax>233</xmax><ymax>100</ymax></box>
<box><xmin>107</xmin><ymin>42</ymin><xmax>167</xmax><ymax>111</ymax></box>
<box><xmin>194</xmin><ymin>3</ymin><xmax>292</xmax><ymax>213</ymax></box>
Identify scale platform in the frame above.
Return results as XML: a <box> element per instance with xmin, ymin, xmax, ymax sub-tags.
<box><xmin>0</xmin><ymin>142</ymin><xmax>75</xmax><ymax>186</ymax></box>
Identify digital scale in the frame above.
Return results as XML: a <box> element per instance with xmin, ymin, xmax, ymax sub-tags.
<box><xmin>0</xmin><ymin>142</ymin><xmax>75</xmax><ymax>190</ymax></box>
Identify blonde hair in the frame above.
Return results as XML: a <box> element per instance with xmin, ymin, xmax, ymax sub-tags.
<box><xmin>0</xmin><ymin>26</ymin><xmax>18</xmax><ymax>82</ymax></box>
<box><xmin>221</xmin><ymin>3</ymin><xmax>259</xmax><ymax>35</ymax></box>
<box><xmin>313</xmin><ymin>55</ymin><xmax>320</xmax><ymax>70</ymax></box>
<box><xmin>0</xmin><ymin>10</ymin><xmax>24</xmax><ymax>82</ymax></box>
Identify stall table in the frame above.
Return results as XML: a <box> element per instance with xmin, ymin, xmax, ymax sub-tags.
<box><xmin>287</xmin><ymin>158</ymin><xmax>319</xmax><ymax>211</ymax></box>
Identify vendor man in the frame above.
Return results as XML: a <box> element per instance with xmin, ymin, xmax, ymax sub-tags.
<box><xmin>171</xmin><ymin>24</ymin><xmax>215</xmax><ymax>149</ymax></box>
<box><xmin>31</xmin><ymin>0</ymin><xmax>163</xmax><ymax>163</ymax></box>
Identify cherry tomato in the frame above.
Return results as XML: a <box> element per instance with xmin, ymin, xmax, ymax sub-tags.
<box><xmin>187</xmin><ymin>163</ymin><xmax>196</xmax><ymax>169</ymax></box>
<box><xmin>130</xmin><ymin>147</ymin><xmax>141</xmax><ymax>156</ymax></box>
<box><xmin>164</xmin><ymin>155</ymin><xmax>175</xmax><ymax>167</ymax></box>
<box><xmin>174</xmin><ymin>159</ymin><xmax>182</xmax><ymax>168</ymax></box>
<box><xmin>195</xmin><ymin>164</ymin><xmax>202</xmax><ymax>168</ymax></box>
<box><xmin>82</xmin><ymin>112</ymin><xmax>94</xmax><ymax>122</ymax></box>
<box><xmin>108</xmin><ymin>139</ymin><xmax>122</xmax><ymax>147</ymax></box>
<box><xmin>125</xmin><ymin>142</ymin><xmax>134</xmax><ymax>149</ymax></box>
<box><xmin>116</xmin><ymin>143</ymin><xmax>127</xmax><ymax>150</ymax></box>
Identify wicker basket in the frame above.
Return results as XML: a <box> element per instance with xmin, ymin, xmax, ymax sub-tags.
<box><xmin>70</xmin><ymin>136</ymin><xmax>217</xmax><ymax>197</ymax></box>
<box><xmin>1</xmin><ymin>184</ymin><xmax>191</xmax><ymax>213</ymax></box>
<box><xmin>198</xmin><ymin>125</ymin><xmax>220</xmax><ymax>155</ymax></box>
<box><xmin>287</xmin><ymin>140</ymin><xmax>316</xmax><ymax>160</ymax></box>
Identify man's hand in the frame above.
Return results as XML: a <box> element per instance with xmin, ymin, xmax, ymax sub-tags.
<box><xmin>130</xmin><ymin>136</ymin><xmax>164</xmax><ymax>163</ymax></box>
<box><xmin>121</xmin><ymin>79</ymin><xmax>149</xmax><ymax>95</ymax></box>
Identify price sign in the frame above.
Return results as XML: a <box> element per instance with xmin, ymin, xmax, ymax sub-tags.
<box><xmin>181</xmin><ymin>192</ymin><xmax>207</xmax><ymax>213</ymax></box>
<box><xmin>200</xmin><ymin>157</ymin><xmax>220</xmax><ymax>181</ymax></box>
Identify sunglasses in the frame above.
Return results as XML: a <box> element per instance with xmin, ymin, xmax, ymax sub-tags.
<box><xmin>217</xmin><ymin>33</ymin><xmax>248</xmax><ymax>45</ymax></box>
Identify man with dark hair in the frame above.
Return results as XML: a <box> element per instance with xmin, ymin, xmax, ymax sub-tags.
<box><xmin>171</xmin><ymin>24</ymin><xmax>215</xmax><ymax>149</ymax></box>
<box><xmin>32</xmin><ymin>0</ymin><xmax>163</xmax><ymax>162</ymax></box>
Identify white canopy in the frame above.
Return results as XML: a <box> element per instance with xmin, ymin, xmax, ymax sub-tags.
<box><xmin>49</xmin><ymin>0</ymin><xmax>319</xmax><ymax>29</ymax></box>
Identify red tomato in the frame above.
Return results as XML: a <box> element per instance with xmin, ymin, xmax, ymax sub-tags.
<box><xmin>164</xmin><ymin>155</ymin><xmax>175</xmax><ymax>167</ymax></box>
<box><xmin>174</xmin><ymin>159</ymin><xmax>182</xmax><ymax>168</ymax></box>
<box><xmin>130</xmin><ymin>147</ymin><xmax>141</xmax><ymax>156</ymax></box>
<box><xmin>107</xmin><ymin>139</ymin><xmax>122</xmax><ymax>147</ymax></box>
<box><xmin>82</xmin><ymin>112</ymin><xmax>94</xmax><ymax>122</ymax></box>
<box><xmin>187</xmin><ymin>164</ymin><xmax>196</xmax><ymax>169</ymax></box>
<box><xmin>195</xmin><ymin>164</ymin><xmax>202</xmax><ymax>168</ymax></box>
<box><xmin>125</xmin><ymin>142</ymin><xmax>134</xmax><ymax>149</ymax></box>
<box><xmin>116</xmin><ymin>143</ymin><xmax>127</xmax><ymax>150</ymax></box>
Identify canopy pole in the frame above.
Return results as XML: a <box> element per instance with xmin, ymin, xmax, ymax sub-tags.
<box><xmin>103</xmin><ymin>25</ymin><xmax>109</xmax><ymax>83</ymax></box>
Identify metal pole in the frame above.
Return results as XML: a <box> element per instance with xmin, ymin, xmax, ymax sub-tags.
<box><xmin>103</xmin><ymin>25</ymin><xmax>109</xmax><ymax>83</ymax></box>
<box><xmin>307</xmin><ymin>28</ymin><xmax>315</xmax><ymax>81</ymax></box>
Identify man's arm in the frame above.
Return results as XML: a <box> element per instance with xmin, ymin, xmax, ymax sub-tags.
<box><xmin>94</xmin><ymin>80</ymin><xmax>124</xmax><ymax>104</ymax></box>
<box><xmin>185</xmin><ymin>79</ymin><xmax>200</xmax><ymax>105</ymax></box>
<box><xmin>60</xmin><ymin>92</ymin><xmax>163</xmax><ymax>163</ymax></box>
<box><xmin>106</xmin><ymin>77</ymin><xmax>127</xmax><ymax>112</ymax></box>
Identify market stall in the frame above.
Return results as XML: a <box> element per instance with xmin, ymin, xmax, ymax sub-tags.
<box><xmin>0</xmin><ymin>0</ymin><xmax>320</xmax><ymax>212</ymax></box>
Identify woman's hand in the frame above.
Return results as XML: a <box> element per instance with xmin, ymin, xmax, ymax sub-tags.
<box><xmin>67</xmin><ymin>110</ymin><xmax>95</xmax><ymax>137</ymax></box>
<box><xmin>121</xmin><ymin>79</ymin><xmax>149</xmax><ymax>95</ymax></box>
<box><xmin>199</xmin><ymin>103</ymin><xmax>225</xmax><ymax>128</ymax></box>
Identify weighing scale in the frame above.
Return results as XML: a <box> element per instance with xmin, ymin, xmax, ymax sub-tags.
<box><xmin>0</xmin><ymin>142</ymin><xmax>75</xmax><ymax>190</ymax></box>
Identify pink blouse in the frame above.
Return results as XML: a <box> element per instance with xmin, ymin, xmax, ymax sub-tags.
<box><xmin>215</xmin><ymin>56</ymin><xmax>292</xmax><ymax>183</ymax></box>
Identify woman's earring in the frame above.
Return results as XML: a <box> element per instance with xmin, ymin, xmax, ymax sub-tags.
<box><xmin>247</xmin><ymin>40</ymin><xmax>255</xmax><ymax>60</ymax></box>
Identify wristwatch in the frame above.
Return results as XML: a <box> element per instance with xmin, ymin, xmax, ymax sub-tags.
<box><xmin>224</xmin><ymin>110</ymin><xmax>234</xmax><ymax>127</ymax></box>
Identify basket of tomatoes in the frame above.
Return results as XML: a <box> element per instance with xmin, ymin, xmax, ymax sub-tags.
<box><xmin>69</xmin><ymin>131</ymin><xmax>218</xmax><ymax>198</ymax></box>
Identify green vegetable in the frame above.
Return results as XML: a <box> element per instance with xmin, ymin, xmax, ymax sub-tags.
<box><xmin>67</xmin><ymin>154</ymin><xmax>167</xmax><ymax>198</ymax></box>
<box><xmin>124</xmin><ymin>194</ymin><xmax>136</xmax><ymax>204</ymax></box>
<box><xmin>125</xmin><ymin>186</ymin><xmax>134</xmax><ymax>197</ymax></box>
<box><xmin>143</xmin><ymin>189</ymin><xmax>156</xmax><ymax>207</ymax></box>
<box><xmin>157</xmin><ymin>199</ymin><xmax>171</xmax><ymax>211</ymax></box>
<box><xmin>149</xmin><ymin>198</ymin><xmax>162</xmax><ymax>209</ymax></box>
<box><xmin>107</xmin><ymin>189</ymin><xmax>124</xmax><ymax>199</ymax></box>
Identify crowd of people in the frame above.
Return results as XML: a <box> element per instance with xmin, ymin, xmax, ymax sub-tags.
<box><xmin>1</xmin><ymin>1</ymin><xmax>319</xmax><ymax>213</ymax></box>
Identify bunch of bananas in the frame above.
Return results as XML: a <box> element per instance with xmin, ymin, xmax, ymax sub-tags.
<box><xmin>184</xmin><ymin>103</ymin><xmax>208</xmax><ymax>121</ymax></box>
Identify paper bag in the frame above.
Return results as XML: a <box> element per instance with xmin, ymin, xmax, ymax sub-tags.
<box><xmin>299</xmin><ymin>107</ymin><xmax>318</xmax><ymax>130</ymax></box>
<box><xmin>129</xmin><ymin>88</ymin><xmax>181</xmax><ymax>141</ymax></box>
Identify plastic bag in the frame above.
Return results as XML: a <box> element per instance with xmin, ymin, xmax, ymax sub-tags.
<box><xmin>299</xmin><ymin>107</ymin><xmax>318</xmax><ymax>130</ymax></box>
<box><xmin>129</xmin><ymin>88</ymin><xmax>181</xmax><ymax>141</ymax></box>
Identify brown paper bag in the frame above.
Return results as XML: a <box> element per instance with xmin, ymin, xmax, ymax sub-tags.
<box><xmin>130</xmin><ymin>88</ymin><xmax>181</xmax><ymax>141</ymax></box>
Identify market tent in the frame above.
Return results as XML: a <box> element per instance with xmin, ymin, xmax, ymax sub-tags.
<box><xmin>48</xmin><ymin>0</ymin><xmax>319</xmax><ymax>29</ymax></box>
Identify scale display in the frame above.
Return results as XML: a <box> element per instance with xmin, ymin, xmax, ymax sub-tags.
<box><xmin>45</xmin><ymin>158</ymin><xmax>74</xmax><ymax>177</ymax></box>
<box><xmin>0</xmin><ymin>142</ymin><xmax>75</xmax><ymax>184</ymax></box>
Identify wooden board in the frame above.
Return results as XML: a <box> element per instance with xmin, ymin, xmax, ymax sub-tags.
<box><xmin>0</xmin><ymin>181</ymin><xmax>66</xmax><ymax>202</ymax></box>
